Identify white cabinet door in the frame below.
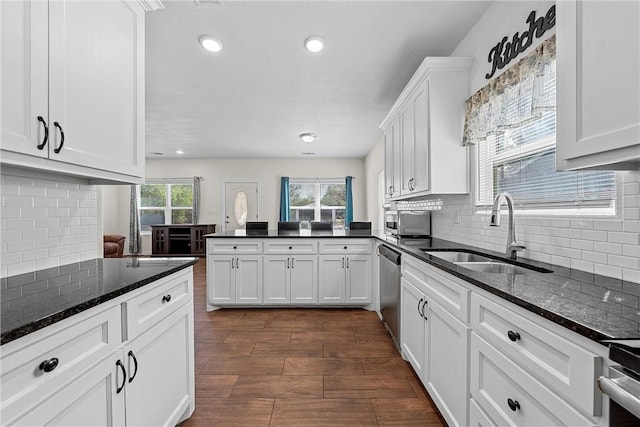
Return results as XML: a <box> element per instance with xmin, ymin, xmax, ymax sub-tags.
<box><xmin>399</xmin><ymin>100</ymin><xmax>415</xmax><ymax>196</ymax></box>
<box><xmin>318</xmin><ymin>256</ymin><xmax>346</xmax><ymax>304</ymax></box>
<box><xmin>346</xmin><ymin>255</ymin><xmax>371</xmax><ymax>304</ymax></box>
<box><xmin>264</xmin><ymin>256</ymin><xmax>290</xmax><ymax>304</ymax></box>
<box><xmin>48</xmin><ymin>0</ymin><xmax>145</xmax><ymax>177</ymax></box>
<box><xmin>125</xmin><ymin>304</ymin><xmax>194</xmax><ymax>427</ymax></box>
<box><xmin>290</xmin><ymin>255</ymin><xmax>317</xmax><ymax>304</ymax></box>
<box><xmin>400</xmin><ymin>278</ymin><xmax>425</xmax><ymax>378</ymax></box>
<box><xmin>557</xmin><ymin>0</ymin><xmax>640</xmax><ymax>170</ymax></box>
<box><xmin>235</xmin><ymin>256</ymin><xmax>263</xmax><ymax>304</ymax></box>
<box><xmin>384</xmin><ymin>126</ymin><xmax>394</xmax><ymax>199</ymax></box>
<box><xmin>383</xmin><ymin>116</ymin><xmax>402</xmax><ymax>199</ymax></box>
<box><xmin>208</xmin><ymin>256</ymin><xmax>235</xmax><ymax>304</ymax></box>
<box><xmin>1</xmin><ymin>0</ymin><xmax>49</xmax><ymax>159</ymax></box>
<box><xmin>10</xmin><ymin>351</ymin><xmax>126</xmax><ymax>427</ymax></box>
<box><xmin>409</xmin><ymin>80</ymin><xmax>429</xmax><ymax>194</ymax></box>
<box><xmin>424</xmin><ymin>299</ymin><xmax>469</xmax><ymax>427</ymax></box>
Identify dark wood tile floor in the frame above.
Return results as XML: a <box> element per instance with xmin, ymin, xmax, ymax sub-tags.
<box><xmin>179</xmin><ymin>258</ymin><xmax>446</xmax><ymax>426</ymax></box>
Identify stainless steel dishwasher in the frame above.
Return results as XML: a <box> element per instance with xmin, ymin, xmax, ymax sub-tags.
<box><xmin>379</xmin><ymin>244</ymin><xmax>402</xmax><ymax>350</ymax></box>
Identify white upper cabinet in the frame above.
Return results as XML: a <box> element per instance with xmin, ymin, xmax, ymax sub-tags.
<box><xmin>1</xmin><ymin>0</ymin><xmax>156</xmax><ymax>183</ymax></box>
<box><xmin>556</xmin><ymin>0</ymin><xmax>640</xmax><ymax>170</ymax></box>
<box><xmin>381</xmin><ymin>57</ymin><xmax>472</xmax><ymax>199</ymax></box>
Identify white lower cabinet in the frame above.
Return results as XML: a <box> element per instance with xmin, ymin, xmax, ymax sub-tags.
<box><xmin>400</xmin><ymin>278</ymin><xmax>425</xmax><ymax>378</ymax></box>
<box><xmin>0</xmin><ymin>268</ymin><xmax>195</xmax><ymax>427</ymax></box>
<box><xmin>264</xmin><ymin>255</ymin><xmax>317</xmax><ymax>304</ymax></box>
<box><xmin>318</xmin><ymin>255</ymin><xmax>371</xmax><ymax>305</ymax></box>
<box><xmin>10</xmin><ymin>351</ymin><xmax>126</xmax><ymax>427</ymax></box>
<box><xmin>424</xmin><ymin>299</ymin><xmax>469</xmax><ymax>427</ymax></box>
<box><xmin>400</xmin><ymin>272</ymin><xmax>469</xmax><ymax>427</ymax></box>
<box><xmin>208</xmin><ymin>255</ymin><xmax>263</xmax><ymax>305</ymax></box>
<box><xmin>470</xmin><ymin>332</ymin><xmax>593</xmax><ymax>427</ymax></box>
<box><xmin>469</xmin><ymin>398</ymin><xmax>496</xmax><ymax>427</ymax></box>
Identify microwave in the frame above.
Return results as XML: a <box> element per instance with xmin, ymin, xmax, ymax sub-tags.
<box><xmin>384</xmin><ymin>210</ymin><xmax>431</xmax><ymax>237</ymax></box>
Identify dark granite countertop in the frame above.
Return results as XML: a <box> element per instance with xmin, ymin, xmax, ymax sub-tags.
<box><xmin>205</xmin><ymin>229</ymin><xmax>375</xmax><ymax>238</ymax></box>
<box><xmin>372</xmin><ymin>232</ymin><xmax>640</xmax><ymax>343</ymax></box>
<box><xmin>1</xmin><ymin>257</ymin><xmax>198</xmax><ymax>345</ymax></box>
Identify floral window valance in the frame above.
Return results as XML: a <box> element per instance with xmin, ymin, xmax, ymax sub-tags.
<box><xmin>462</xmin><ymin>35</ymin><xmax>556</xmax><ymax>146</ymax></box>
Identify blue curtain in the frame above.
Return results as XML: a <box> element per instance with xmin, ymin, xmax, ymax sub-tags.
<box><xmin>279</xmin><ymin>177</ymin><xmax>290</xmax><ymax>221</ymax></box>
<box><xmin>345</xmin><ymin>176</ymin><xmax>353</xmax><ymax>229</ymax></box>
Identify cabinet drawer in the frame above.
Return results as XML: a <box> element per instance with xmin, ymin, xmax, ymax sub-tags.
<box><xmin>471</xmin><ymin>293</ymin><xmax>602</xmax><ymax>416</ymax></box>
<box><xmin>0</xmin><ymin>304</ymin><xmax>121</xmax><ymax>413</ymax></box>
<box><xmin>401</xmin><ymin>256</ymin><xmax>469</xmax><ymax>323</ymax></box>
<box><xmin>264</xmin><ymin>240</ymin><xmax>317</xmax><ymax>254</ymax></box>
<box><xmin>469</xmin><ymin>398</ymin><xmax>496</xmax><ymax>427</ymax></box>
<box><xmin>124</xmin><ymin>269</ymin><xmax>192</xmax><ymax>339</ymax></box>
<box><xmin>318</xmin><ymin>239</ymin><xmax>371</xmax><ymax>254</ymax></box>
<box><xmin>470</xmin><ymin>333</ymin><xmax>594</xmax><ymax>427</ymax></box>
<box><xmin>207</xmin><ymin>239</ymin><xmax>262</xmax><ymax>254</ymax></box>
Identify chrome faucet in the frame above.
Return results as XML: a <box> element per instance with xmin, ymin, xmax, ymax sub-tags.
<box><xmin>490</xmin><ymin>192</ymin><xmax>525</xmax><ymax>259</ymax></box>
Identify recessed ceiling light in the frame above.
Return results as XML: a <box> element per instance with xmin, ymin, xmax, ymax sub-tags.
<box><xmin>176</xmin><ymin>149</ymin><xmax>184</xmax><ymax>154</ymax></box>
<box><xmin>299</xmin><ymin>133</ymin><xmax>316</xmax><ymax>143</ymax></box>
<box><xmin>304</xmin><ymin>36</ymin><xmax>324</xmax><ymax>53</ymax></box>
<box><xmin>301</xmin><ymin>152</ymin><xmax>315</xmax><ymax>156</ymax></box>
<box><xmin>200</xmin><ymin>36</ymin><xmax>223</xmax><ymax>52</ymax></box>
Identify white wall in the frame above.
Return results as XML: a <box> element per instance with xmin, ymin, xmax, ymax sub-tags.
<box><xmin>364</xmin><ymin>137</ymin><xmax>385</xmax><ymax>230</ymax></box>
<box><xmin>103</xmin><ymin>157</ymin><xmax>366</xmax><ymax>255</ymax></box>
<box><xmin>420</xmin><ymin>1</ymin><xmax>639</xmax><ymax>284</ymax></box>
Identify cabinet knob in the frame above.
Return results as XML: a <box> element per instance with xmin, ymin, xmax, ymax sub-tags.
<box><xmin>507</xmin><ymin>330</ymin><xmax>521</xmax><ymax>342</ymax></box>
<box><xmin>162</xmin><ymin>294</ymin><xmax>172</xmax><ymax>303</ymax></box>
<box><xmin>507</xmin><ymin>398</ymin><xmax>520</xmax><ymax>412</ymax></box>
<box><xmin>289</xmin><ymin>246</ymin><xmax>293</xmax><ymax>250</ymax></box>
<box><xmin>233</xmin><ymin>246</ymin><xmax>237</xmax><ymax>249</ymax></box>
<box><xmin>39</xmin><ymin>357</ymin><xmax>59</xmax><ymax>373</ymax></box>
<box><xmin>344</xmin><ymin>246</ymin><xmax>348</xmax><ymax>250</ymax></box>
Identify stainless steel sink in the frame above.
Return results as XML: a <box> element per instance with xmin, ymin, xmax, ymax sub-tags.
<box><xmin>422</xmin><ymin>251</ymin><xmax>495</xmax><ymax>263</ymax></box>
<box><xmin>454</xmin><ymin>261</ymin><xmax>532</xmax><ymax>275</ymax></box>
<box><xmin>422</xmin><ymin>250</ymin><xmax>553</xmax><ymax>274</ymax></box>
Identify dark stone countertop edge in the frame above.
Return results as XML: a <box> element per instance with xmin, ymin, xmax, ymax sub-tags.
<box><xmin>372</xmin><ymin>233</ymin><xmax>639</xmax><ymax>345</ymax></box>
<box><xmin>204</xmin><ymin>230</ymin><xmax>375</xmax><ymax>238</ymax></box>
<box><xmin>0</xmin><ymin>259</ymin><xmax>198</xmax><ymax>346</ymax></box>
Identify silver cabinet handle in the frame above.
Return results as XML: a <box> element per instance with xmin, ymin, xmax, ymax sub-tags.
<box><xmin>291</xmin><ymin>258</ymin><xmax>295</xmax><ymax>268</ymax></box>
<box><xmin>231</xmin><ymin>258</ymin><xmax>235</xmax><ymax>269</ymax></box>
<box><xmin>235</xmin><ymin>257</ymin><xmax>239</xmax><ymax>269</ymax></box>
<box><xmin>346</xmin><ymin>258</ymin><xmax>349</xmax><ymax>268</ymax></box>
<box><xmin>341</xmin><ymin>258</ymin><xmax>345</xmax><ymax>268</ymax></box>
<box><xmin>598</xmin><ymin>376</ymin><xmax>640</xmax><ymax>419</ymax></box>
<box><xmin>287</xmin><ymin>258</ymin><xmax>290</xmax><ymax>269</ymax></box>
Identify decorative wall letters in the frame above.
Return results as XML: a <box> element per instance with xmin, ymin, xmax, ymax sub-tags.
<box><xmin>485</xmin><ymin>5</ymin><xmax>556</xmax><ymax>79</ymax></box>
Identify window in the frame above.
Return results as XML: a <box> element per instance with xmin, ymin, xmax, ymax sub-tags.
<box><xmin>289</xmin><ymin>179</ymin><xmax>346</xmax><ymax>228</ymax></box>
<box><xmin>474</xmin><ymin>43</ymin><xmax>616</xmax><ymax>214</ymax></box>
<box><xmin>139</xmin><ymin>179</ymin><xmax>194</xmax><ymax>232</ymax></box>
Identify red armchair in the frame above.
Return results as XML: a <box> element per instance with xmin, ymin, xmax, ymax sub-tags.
<box><xmin>104</xmin><ymin>235</ymin><xmax>126</xmax><ymax>258</ymax></box>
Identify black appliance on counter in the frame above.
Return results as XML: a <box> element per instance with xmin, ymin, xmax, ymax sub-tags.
<box><xmin>599</xmin><ymin>340</ymin><xmax>640</xmax><ymax>425</ymax></box>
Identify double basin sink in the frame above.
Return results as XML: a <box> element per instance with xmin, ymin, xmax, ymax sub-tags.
<box><xmin>421</xmin><ymin>249</ymin><xmax>553</xmax><ymax>275</ymax></box>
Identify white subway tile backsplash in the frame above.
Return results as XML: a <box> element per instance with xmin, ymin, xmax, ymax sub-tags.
<box><xmin>594</xmin><ymin>242</ymin><xmax>623</xmax><ymax>255</ymax></box>
<box><xmin>430</xmin><ymin>172</ymin><xmax>640</xmax><ymax>284</ymax></box>
<box><xmin>1</xmin><ymin>173</ymin><xmax>98</xmax><ymax>278</ymax></box>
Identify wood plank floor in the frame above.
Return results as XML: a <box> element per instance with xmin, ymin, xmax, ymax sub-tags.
<box><xmin>179</xmin><ymin>258</ymin><xmax>446</xmax><ymax>426</ymax></box>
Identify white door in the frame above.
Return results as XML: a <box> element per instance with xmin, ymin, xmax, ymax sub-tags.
<box><xmin>346</xmin><ymin>255</ymin><xmax>372</xmax><ymax>303</ymax></box>
<box><xmin>400</xmin><ymin>278</ymin><xmax>425</xmax><ymax>378</ymax></box>
<box><xmin>290</xmin><ymin>255</ymin><xmax>318</xmax><ymax>304</ymax></box>
<box><xmin>264</xmin><ymin>256</ymin><xmax>290</xmax><ymax>304</ymax></box>
<box><xmin>235</xmin><ymin>256</ymin><xmax>263</xmax><ymax>304</ymax></box>
<box><xmin>208</xmin><ymin>256</ymin><xmax>235</xmax><ymax>304</ymax></box>
<box><xmin>318</xmin><ymin>256</ymin><xmax>346</xmax><ymax>304</ymax></box>
<box><xmin>224</xmin><ymin>181</ymin><xmax>259</xmax><ymax>232</ymax></box>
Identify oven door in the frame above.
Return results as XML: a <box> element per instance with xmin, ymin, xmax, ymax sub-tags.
<box><xmin>598</xmin><ymin>366</ymin><xmax>640</xmax><ymax>425</ymax></box>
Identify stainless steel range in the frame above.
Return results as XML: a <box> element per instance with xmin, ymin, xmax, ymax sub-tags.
<box><xmin>599</xmin><ymin>340</ymin><xmax>640</xmax><ymax>424</ymax></box>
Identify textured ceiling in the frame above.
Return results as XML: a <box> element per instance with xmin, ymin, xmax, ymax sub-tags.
<box><xmin>145</xmin><ymin>0</ymin><xmax>491</xmax><ymax>159</ymax></box>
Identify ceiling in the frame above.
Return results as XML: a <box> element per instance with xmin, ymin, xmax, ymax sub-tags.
<box><xmin>145</xmin><ymin>0</ymin><xmax>492</xmax><ymax>159</ymax></box>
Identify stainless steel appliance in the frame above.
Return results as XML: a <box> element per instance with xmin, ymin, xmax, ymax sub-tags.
<box><xmin>384</xmin><ymin>209</ymin><xmax>431</xmax><ymax>237</ymax></box>
<box><xmin>378</xmin><ymin>244</ymin><xmax>402</xmax><ymax>350</ymax></box>
<box><xmin>599</xmin><ymin>340</ymin><xmax>640</xmax><ymax>424</ymax></box>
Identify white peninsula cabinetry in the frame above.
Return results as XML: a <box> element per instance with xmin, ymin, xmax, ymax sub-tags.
<box><xmin>400</xmin><ymin>256</ymin><xmax>607</xmax><ymax>427</ymax></box>
<box><xmin>381</xmin><ymin>57</ymin><xmax>472</xmax><ymax>200</ymax></box>
<box><xmin>0</xmin><ymin>268</ymin><xmax>195</xmax><ymax>427</ymax></box>
<box><xmin>206</xmin><ymin>237</ymin><xmax>373</xmax><ymax>310</ymax></box>
<box><xmin>556</xmin><ymin>0</ymin><xmax>640</xmax><ymax>170</ymax></box>
<box><xmin>0</xmin><ymin>0</ymin><xmax>159</xmax><ymax>184</ymax></box>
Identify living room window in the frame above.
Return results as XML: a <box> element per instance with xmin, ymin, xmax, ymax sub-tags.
<box><xmin>289</xmin><ymin>179</ymin><xmax>346</xmax><ymax>228</ymax></box>
<box><xmin>139</xmin><ymin>179</ymin><xmax>194</xmax><ymax>232</ymax></box>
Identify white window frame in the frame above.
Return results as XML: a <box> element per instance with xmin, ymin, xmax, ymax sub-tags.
<box><xmin>138</xmin><ymin>178</ymin><xmax>194</xmax><ymax>234</ymax></box>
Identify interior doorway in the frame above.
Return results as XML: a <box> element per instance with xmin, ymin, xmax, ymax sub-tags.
<box><xmin>223</xmin><ymin>181</ymin><xmax>259</xmax><ymax>232</ymax></box>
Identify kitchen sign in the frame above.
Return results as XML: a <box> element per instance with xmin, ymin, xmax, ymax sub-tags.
<box><xmin>485</xmin><ymin>5</ymin><xmax>556</xmax><ymax>79</ymax></box>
